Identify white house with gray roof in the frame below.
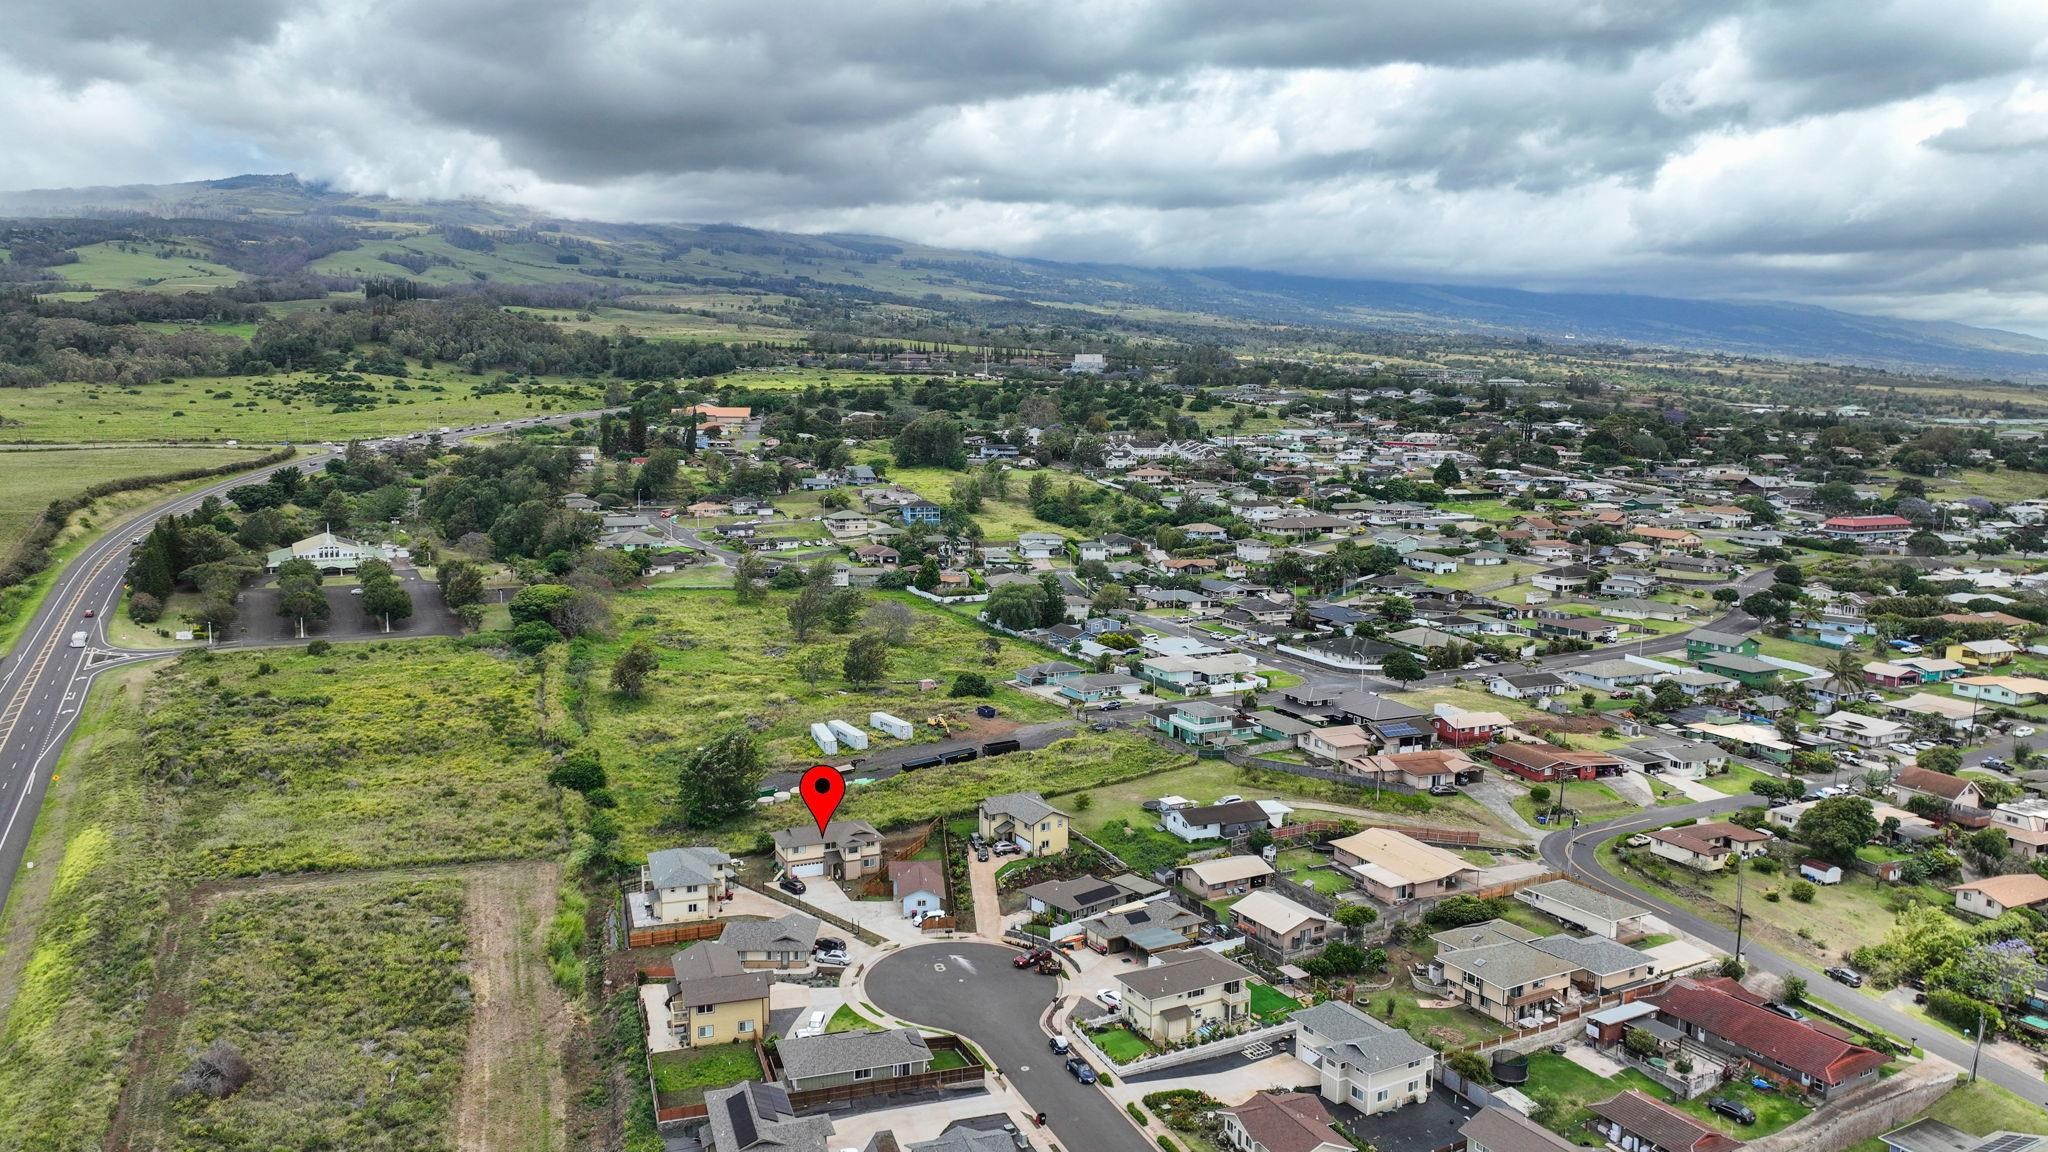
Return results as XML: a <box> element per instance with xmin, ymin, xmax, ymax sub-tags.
<box><xmin>720</xmin><ymin>913</ymin><xmax>819</xmax><ymax>970</ymax></box>
<box><xmin>634</xmin><ymin>845</ymin><xmax>736</xmax><ymax>927</ymax></box>
<box><xmin>1291</xmin><ymin>1001</ymin><xmax>1437</xmax><ymax>1117</ymax></box>
<box><xmin>1514</xmin><ymin>879</ymin><xmax>1653</xmax><ymax>941</ymax></box>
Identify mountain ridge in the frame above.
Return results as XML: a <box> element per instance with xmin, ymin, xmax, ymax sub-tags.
<box><xmin>4</xmin><ymin>173</ymin><xmax>2045</xmax><ymax>380</ymax></box>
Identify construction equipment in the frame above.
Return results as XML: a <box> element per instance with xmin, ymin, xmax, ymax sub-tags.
<box><xmin>927</xmin><ymin>715</ymin><xmax>951</xmax><ymax>735</ymax></box>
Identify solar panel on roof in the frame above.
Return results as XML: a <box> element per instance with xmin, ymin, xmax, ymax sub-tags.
<box><xmin>1379</xmin><ymin>722</ymin><xmax>1425</xmax><ymax>738</ymax></box>
<box><xmin>725</xmin><ymin>1093</ymin><xmax>757</xmax><ymax>1147</ymax></box>
<box><xmin>1976</xmin><ymin>1136</ymin><xmax>2043</xmax><ymax>1152</ymax></box>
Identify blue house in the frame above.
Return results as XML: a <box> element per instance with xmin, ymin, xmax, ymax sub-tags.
<box><xmin>900</xmin><ymin>499</ymin><xmax>943</xmax><ymax>526</ymax></box>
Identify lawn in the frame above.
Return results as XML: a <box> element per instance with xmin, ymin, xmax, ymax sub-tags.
<box><xmin>1274</xmin><ymin>849</ymin><xmax>1351</xmax><ymax>894</ymax></box>
<box><xmin>1352</xmin><ymin>983</ymin><xmax>1507</xmax><ymax>1049</ymax></box>
<box><xmin>1396</xmin><ymin>685</ymin><xmax>1542</xmax><ymax>723</ymax></box>
<box><xmin>870</xmin><ymin>461</ymin><xmax>1105</xmax><ymax>541</ymax></box>
<box><xmin>0</xmin><ymin>445</ymin><xmax>268</xmax><ymax>557</ymax></box>
<box><xmin>1510</xmin><ymin>779</ymin><xmax>1643</xmax><ymax>827</ymax></box>
<box><xmin>119</xmin><ymin>881</ymin><xmax>473</xmax><ymax>1152</ymax></box>
<box><xmin>0</xmin><ymin>372</ymin><xmax>603</xmax><ymax>444</ymax></box>
<box><xmin>826</xmin><ymin>1004</ymin><xmax>869</xmax><ymax>1033</ymax></box>
<box><xmin>1418</xmin><ymin>561</ymin><xmax>1542</xmax><ymax>592</ymax></box>
<box><xmin>1605</xmin><ymin>837</ymin><xmax>1947</xmax><ymax>965</ymax></box>
<box><xmin>1436</xmin><ymin>500</ymin><xmax>1522</xmax><ymax>523</ymax></box>
<box><xmin>650</xmin><ymin>1045</ymin><xmax>764</xmax><ymax>1105</ymax></box>
<box><xmin>575</xmin><ymin>587</ymin><xmax>1089</xmax><ymax>855</ymax></box>
<box><xmin>1248</xmin><ymin>982</ymin><xmax>1301</xmax><ymax>1021</ymax></box>
<box><xmin>1520</xmin><ymin>1052</ymin><xmax>1808</xmax><ymax>1140</ymax></box>
<box><xmin>928</xmin><ymin>1047</ymin><xmax>970</xmax><ymax>1072</ymax></box>
<box><xmin>1701</xmin><ymin>764</ymin><xmax>1775</xmax><ymax>796</ymax></box>
<box><xmin>1088</xmin><ymin>1025</ymin><xmax>1157</xmax><ymax>1065</ymax></box>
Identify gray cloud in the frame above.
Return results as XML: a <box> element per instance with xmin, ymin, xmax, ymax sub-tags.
<box><xmin>2</xmin><ymin>0</ymin><xmax>2048</xmax><ymax>332</ymax></box>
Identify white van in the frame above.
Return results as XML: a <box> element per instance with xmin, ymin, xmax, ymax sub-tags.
<box><xmin>69</xmin><ymin>631</ymin><xmax>87</xmax><ymax>648</ymax></box>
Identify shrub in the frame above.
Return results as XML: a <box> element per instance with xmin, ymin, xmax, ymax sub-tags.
<box><xmin>1529</xmin><ymin>785</ymin><xmax>1552</xmax><ymax>804</ymax></box>
<box><xmin>1748</xmin><ymin>855</ymin><xmax>1779</xmax><ymax>874</ymax></box>
<box><xmin>948</xmin><ymin>672</ymin><xmax>994</xmax><ymax>697</ymax></box>
<box><xmin>1788</xmin><ymin>880</ymin><xmax>1816</xmax><ymax>903</ymax></box>
<box><xmin>305</xmin><ymin>639</ymin><xmax>332</xmax><ymax>655</ymax></box>
<box><xmin>1158</xmin><ymin>1139</ymin><xmax>1180</xmax><ymax>1152</ymax></box>
<box><xmin>1444</xmin><ymin>1049</ymin><xmax>1491</xmax><ymax>1084</ymax></box>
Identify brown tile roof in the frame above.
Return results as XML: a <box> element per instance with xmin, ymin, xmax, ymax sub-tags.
<box><xmin>1951</xmin><ymin>873</ymin><xmax>2048</xmax><ymax>909</ymax></box>
<box><xmin>1896</xmin><ymin>766</ymin><xmax>1976</xmax><ymax>801</ymax></box>
<box><xmin>1647</xmin><ymin>821</ymin><xmax>1771</xmax><ymax>857</ymax></box>
<box><xmin>1223</xmin><ymin>1091</ymin><xmax>1345</xmax><ymax>1152</ymax></box>
<box><xmin>1589</xmin><ymin>1090</ymin><xmax>1744</xmax><ymax>1152</ymax></box>
<box><xmin>1651</xmin><ymin>978</ymin><xmax>1886</xmax><ymax>1086</ymax></box>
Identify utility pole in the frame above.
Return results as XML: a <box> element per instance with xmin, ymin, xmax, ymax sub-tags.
<box><xmin>1732</xmin><ymin>854</ymin><xmax>1746</xmax><ymax>966</ymax></box>
<box><xmin>1969</xmin><ymin>1004</ymin><xmax>1986</xmax><ymax>1082</ymax></box>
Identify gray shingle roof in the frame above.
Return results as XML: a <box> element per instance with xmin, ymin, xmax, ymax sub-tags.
<box><xmin>981</xmin><ymin>791</ymin><xmax>1061</xmax><ymax>825</ymax></box>
<box><xmin>772</xmin><ymin>819</ymin><xmax>881</xmax><ymax>851</ymax></box>
<box><xmin>777</xmin><ymin>1028</ymin><xmax>931</xmax><ymax>1082</ymax></box>
<box><xmin>1517</xmin><ymin>879</ymin><xmax>1648</xmax><ymax>924</ymax></box>
<box><xmin>1529</xmin><ymin>934</ymin><xmax>1657</xmax><ymax>976</ymax></box>
<box><xmin>1114</xmin><ymin>950</ymin><xmax>1251</xmax><ymax>999</ymax></box>
<box><xmin>720</xmin><ymin>913</ymin><xmax>819</xmax><ymax>955</ymax></box>
<box><xmin>647</xmin><ymin>845</ymin><xmax>733</xmax><ymax>890</ymax></box>
<box><xmin>1439</xmin><ymin>939</ymin><xmax>1577</xmax><ymax>988</ymax></box>
<box><xmin>703</xmin><ymin>1082</ymin><xmax>832</xmax><ymax>1152</ymax></box>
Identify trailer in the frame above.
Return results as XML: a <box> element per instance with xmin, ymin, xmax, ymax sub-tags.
<box><xmin>826</xmin><ymin>719</ymin><xmax>869</xmax><ymax>751</ymax></box>
<box><xmin>809</xmin><ymin>722</ymin><xmax>839</xmax><ymax>756</ymax></box>
<box><xmin>869</xmin><ymin>712</ymin><xmax>914</xmax><ymax>740</ymax></box>
<box><xmin>982</xmin><ymin>738</ymin><xmax>1022</xmax><ymax>757</ymax></box>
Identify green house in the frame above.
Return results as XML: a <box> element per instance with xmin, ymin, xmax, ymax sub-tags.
<box><xmin>1686</xmin><ymin>629</ymin><xmax>1761</xmax><ymax>660</ymax></box>
<box><xmin>1694</xmin><ymin>653</ymin><xmax>1782</xmax><ymax>689</ymax></box>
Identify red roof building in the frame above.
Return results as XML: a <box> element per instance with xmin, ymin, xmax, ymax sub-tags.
<box><xmin>1588</xmin><ymin>1090</ymin><xmax>1744</xmax><ymax>1152</ymax></box>
<box><xmin>1820</xmin><ymin>514</ymin><xmax>1914</xmax><ymax>542</ymax></box>
<box><xmin>1649</xmin><ymin>977</ymin><xmax>1887</xmax><ymax>1098</ymax></box>
<box><xmin>1487</xmin><ymin>741</ymin><xmax>1624</xmax><ymax>782</ymax></box>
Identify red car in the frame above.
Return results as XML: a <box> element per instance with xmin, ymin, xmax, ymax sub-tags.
<box><xmin>82</xmin><ymin>609</ymin><xmax>95</xmax><ymax>618</ymax></box>
<box><xmin>1013</xmin><ymin>947</ymin><xmax>1052</xmax><ymax>969</ymax></box>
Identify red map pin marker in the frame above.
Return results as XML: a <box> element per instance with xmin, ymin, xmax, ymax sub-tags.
<box><xmin>799</xmin><ymin>764</ymin><xmax>847</xmax><ymax>835</ymax></box>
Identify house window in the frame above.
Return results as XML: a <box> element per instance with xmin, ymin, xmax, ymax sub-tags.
<box><xmin>1376</xmin><ymin>1089</ymin><xmax>1389</xmax><ymax>1103</ymax></box>
<box><xmin>1351</xmin><ymin>1086</ymin><xmax>1365</xmax><ymax>1101</ymax></box>
<box><xmin>854</xmin><ymin>1068</ymin><xmax>873</xmax><ymax>1081</ymax></box>
<box><xmin>738</xmin><ymin>1020</ymin><xmax>754</xmax><ymax>1034</ymax></box>
<box><xmin>697</xmin><ymin>1025</ymin><xmax>714</xmax><ymax>1038</ymax></box>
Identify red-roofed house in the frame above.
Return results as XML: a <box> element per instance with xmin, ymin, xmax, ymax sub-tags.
<box><xmin>1589</xmin><ymin>1090</ymin><xmax>1745</xmax><ymax>1152</ymax></box>
<box><xmin>1819</xmin><ymin>514</ymin><xmax>1913</xmax><ymax>542</ymax></box>
<box><xmin>1431</xmin><ymin>707</ymin><xmax>1513</xmax><ymax>748</ymax></box>
<box><xmin>1649</xmin><ymin>977</ymin><xmax>1887</xmax><ymax>1098</ymax></box>
<box><xmin>1645</xmin><ymin>822</ymin><xmax>1772</xmax><ymax>872</ymax></box>
<box><xmin>1488</xmin><ymin>742</ymin><xmax>1624</xmax><ymax>782</ymax></box>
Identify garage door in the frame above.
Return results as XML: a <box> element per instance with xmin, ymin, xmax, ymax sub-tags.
<box><xmin>789</xmin><ymin>862</ymin><xmax>826</xmax><ymax>879</ymax></box>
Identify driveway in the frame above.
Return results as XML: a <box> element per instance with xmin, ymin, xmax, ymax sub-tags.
<box><xmin>785</xmin><ymin>878</ymin><xmax>931</xmax><ymax>947</ymax></box>
<box><xmin>866</xmin><ymin>942</ymin><xmax>1150</xmax><ymax>1152</ymax></box>
<box><xmin>968</xmin><ymin>853</ymin><xmax>1004</xmax><ymax>939</ymax></box>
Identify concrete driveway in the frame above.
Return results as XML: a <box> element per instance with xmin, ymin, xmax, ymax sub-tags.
<box><xmin>783</xmin><ymin>878</ymin><xmax>931</xmax><ymax>946</ymax></box>
<box><xmin>866</xmin><ymin>941</ymin><xmax>1150</xmax><ymax>1152</ymax></box>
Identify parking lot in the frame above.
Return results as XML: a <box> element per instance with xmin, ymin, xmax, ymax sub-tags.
<box><xmin>865</xmin><ymin>941</ymin><xmax>1151</xmax><ymax>1152</ymax></box>
<box><xmin>233</xmin><ymin>568</ymin><xmax>459</xmax><ymax>645</ymax></box>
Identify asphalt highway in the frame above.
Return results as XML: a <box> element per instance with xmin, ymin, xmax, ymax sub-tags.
<box><xmin>0</xmin><ymin>409</ymin><xmax>617</xmax><ymax>921</ymax></box>
<box><xmin>1542</xmin><ymin>803</ymin><xmax>2048</xmax><ymax>1108</ymax></box>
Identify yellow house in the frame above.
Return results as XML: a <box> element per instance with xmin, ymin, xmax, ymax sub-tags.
<box><xmin>772</xmin><ymin>820</ymin><xmax>884</xmax><ymax>880</ymax></box>
<box><xmin>1947</xmin><ymin>638</ymin><xmax>2017</xmax><ymax>667</ymax></box>
<box><xmin>979</xmin><ymin>792</ymin><xmax>1069</xmax><ymax>856</ymax></box>
<box><xmin>666</xmin><ymin>942</ymin><xmax>770</xmax><ymax>1048</ymax></box>
<box><xmin>1115</xmin><ymin>951</ymin><xmax>1253</xmax><ymax>1045</ymax></box>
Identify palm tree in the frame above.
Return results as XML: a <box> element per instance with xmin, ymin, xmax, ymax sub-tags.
<box><xmin>1824</xmin><ymin>644</ymin><xmax>1865</xmax><ymax>699</ymax></box>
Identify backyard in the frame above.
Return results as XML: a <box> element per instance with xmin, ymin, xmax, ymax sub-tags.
<box><xmin>650</xmin><ymin>1045</ymin><xmax>765</xmax><ymax>1106</ymax></box>
<box><xmin>1518</xmin><ymin>1051</ymin><xmax>1810</xmax><ymax>1142</ymax></box>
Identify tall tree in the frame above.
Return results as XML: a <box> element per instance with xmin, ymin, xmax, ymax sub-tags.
<box><xmin>610</xmin><ymin>641</ymin><xmax>659</xmax><ymax>698</ymax></box>
<box><xmin>843</xmin><ymin>631</ymin><xmax>891</xmax><ymax>684</ymax></box>
<box><xmin>676</xmin><ymin>728</ymin><xmax>765</xmax><ymax>827</ymax></box>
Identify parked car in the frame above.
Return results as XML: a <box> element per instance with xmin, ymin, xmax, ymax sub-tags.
<box><xmin>1014</xmin><ymin>948</ymin><xmax>1053</xmax><ymax>969</ymax></box>
<box><xmin>1095</xmin><ymin>988</ymin><xmax>1121</xmax><ymax>1008</ymax></box>
<box><xmin>1825</xmin><ymin>965</ymin><xmax>1864</xmax><ymax>987</ymax></box>
<box><xmin>1888</xmin><ymin>743</ymin><xmax>1917</xmax><ymax>756</ymax></box>
<box><xmin>813</xmin><ymin>937</ymin><xmax>846</xmax><ymax>954</ymax></box>
<box><xmin>777</xmin><ymin>876</ymin><xmax>808</xmax><ymax>896</ymax></box>
<box><xmin>1049</xmin><ymin>1035</ymin><xmax>1070</xmax><ymax>1055</ymax></box>
<box><xmin>976</xmin><ymin>845</ymin><xmax>991</xmax><ymax>862</ymax></box>
<box><xmin>1766</xmin><ymin>1003</ymin><xmax>1807</xmax><ymax>1022</ymax></box>
<box><xmin>1626</xmin><ymin>835</ymin><xmax>1652</xmax><ymax>848</ymax></box>
<box><xmin>968</xmin><ymin>831</ymin><xmax>985</xmax><ymax>847</ymax></box>
<box><xmin>1098</xmin><ymin>701</ymin><xmax>1123</xmax><ymax>711</ymax></box>
<box><xmin>815</xmin><ymin>950</ymin><xmax>850</xmax><ymax>967</ymax></box>
<box><xmin>1864</xmin><ymin>692</ymin><xmax>1886</xmax><ymax>703</ymax></box>
<box><xmin>2015</xmin><ymin>726</ymin><xmax>2037</xmax><ymax>738</ymax></box>
<box><xmin>1215</xmin><ymin>794</ymin><xmax>1243</xmax><ymax>805</ymax></box>
<box><xmin>1064</xmin><ymin>1057</ymin><xmax>1097</xmax><ymax>1085</ymax></box>
<box><xmin>1708</xmin><ymin>1098</ymin><xmax>1756</xmax><ymax>1125</ymax></box>
<box><xmin>1429</xmin><ymin>784</ymin><xmax>1458</xmax><ymax>796</ymax></box>
<box><xmin>1981</xmin><ymin>756</ymin><xmax>2008</xmax><ymax>770</ymax></box>
<box><xmin>992</xmin><ymin>842</ymin><xmax>1021</xmax><ymax>856</ymax></box>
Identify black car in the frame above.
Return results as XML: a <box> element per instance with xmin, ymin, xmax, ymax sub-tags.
<box><xmin>778</xmin><ymin>876</ymin><xmax>808</xmax><ymax>896</ymax></box>
<box><xmin>1064</xmin><ymin>1056</ymin><xmax>1097</xmax><ymax>1084</ymax></box>
<box><xmin>1825</xmin><ymin>965</ymin><xmax>1864</xmax><ymax>987</ymax></box>
<box><xmin>812</xmin><ymin>936</ymin><xmax>846</xmax><ymax>954</ymax></box>
<box><xmin>1708</xmin><ymin>1098</ymin><xmax>1755</xmax><ymax>1125</ymax></box>
<box><xmin>976</xmin><ymin>845</ymin><xmax>991</xmax><ymax>862</ymax></box>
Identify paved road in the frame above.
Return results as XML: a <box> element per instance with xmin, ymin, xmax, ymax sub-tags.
<box><xmin>866</xmin><ymin>941</ymin><xmax>1150</xmax><ymax>1152</ymax></box>
<box><xmin>0</xmin><ymin>409</ymin><xmax>618</xmax><ymax>922</ymax></box>
<box><xmin>1542</xmin><ymin>804</ymin><xmax>2048</xmax><ymax>1109</ymax></box>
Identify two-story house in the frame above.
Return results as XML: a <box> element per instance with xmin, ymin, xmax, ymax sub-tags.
<box><xmin>665</xmin><ymin>941</ymin><xmax>770</xmax><ymax>1048</ymax></box>
<box><xmin>1217</xmin><ymin>1091</ymin><xmax>1350</xmax><ymax>1152</ymax></box>
<box><xmin>1529</xmin><ymin>934</ymin><xmax>1661</xmax><ymax>995</ymax></box>
<box><xmin>774</xmin><ymin>819</ymin><xmax>884</xmax><ymax>881</ymax></box>
<box><xmin>1114</xmin><ymin>951</ymin><xmax>1253</xmax><ymax>1046</ymax></box>
<box><xmin>1891</xmin><ymin>766</ymin><xmax>1985</xmax><ymax>813</ymax></box>
<box><xmin>1685</xmin><ymin>629</ymin><xmax>1760</xmax><ymax>661</ymax></box>
<box><xmin>1990</xmin><ymin>798</ymin><xmax>2048</xmax><ymax>860</ymax></box>
<box><xmin>1155</xmin><ymin>700</ymin><xmax>1252</xmax><ymax>746</ymax></box>
<box><xmin>1429</xmin><ymin>920</ymin><xmax>1576</xmax><ymax>1025</ymax></box>
<box><xmin>636</xmin><ymin>845</ymin><xmax>736</xmax><ymax>926</ymax></box>
<box><xmin>978</xmin><ymin>792</ymin><xmax>1069</xmax><ymax>856</ymax></box>
<box><xmin>1292</xmin><ymin>1000</ymin><xmax>1438</xmax><ymax>1117</ymax></box>
<box><xmin>1229</xmin><ymin>890</ymin><xmax>1333</xmax><ymax>962</ymax></box>
<box><xmin>1514</xmin><ymin>879</ymin><xmax>1652</xmax><ymax>941</ymax></box>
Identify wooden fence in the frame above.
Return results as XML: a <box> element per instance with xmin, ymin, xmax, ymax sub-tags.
<box><xmin>750</xmin><ymin>881</ymin><xmax>886</xmax><ymax>946</ymax></box>
<box><xmin>625</xmin><ymin>918</ymin><xmax>726</xmax><ymax>950</ymax></box>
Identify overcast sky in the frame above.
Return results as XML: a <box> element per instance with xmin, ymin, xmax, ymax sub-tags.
<box><xmin>6</xmin><ymin>1</ymin><xmax>2048</xmax><ymax>332</ymax></box>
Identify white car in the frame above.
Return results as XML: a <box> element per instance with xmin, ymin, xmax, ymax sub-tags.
<box><xmin>815</xmin><ymin>950</ymin><xmax>850</xmax><ymax>967</ymax></box>
<box><xmin>1095</xmin><ymin>988</ymin><xmax>1122</xmax><ymax>1008</ymax></box>
<box><xmin>2014</xmin><ymin>726</ymin><xmax>2037</xmax><ymax>738</ymax></box>
<box><xmin>1888</xmin><ymin>743</ymin><xmax>1917</xmax><ymax>756</ymax></box>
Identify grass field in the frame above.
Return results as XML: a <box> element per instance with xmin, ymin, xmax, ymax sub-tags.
<box><xmin>649</xmin><ymin>1046</ymin><xmax>763</xmax><ymax>1105</ymax></box>
<box><xmin>121</xmin><ymin>880</ymin><xmax>472</xmax><ymax>1152</ymax></box>
<box><xmin>1418</xmin><ymin>560</ymin><xmax>1541</xmax><ymax>591</ymax></box>
<box><xmin>0</xmin><ymin>373</ymin><xmax>602</xmax><ymax>443</ymax></box>
<box><xmin>0</xmin><ymin>445</ymin><xmax>267</xmax><ymax>557</ymax></box>
<box><xmin>575</xmin><ymin>587</ymin><xmax>1085</xmax><ymax>855</ymax></box>
<box><xmin>55</xmin><ymin>240</ymin><xmax>241</xmax><ymax>292</ymax></box>
<box><xmin>0</xmin><ymin>648</ymin><xmax>572</xmax><ymax>1152</ymax></box>
<box><xmin>1519</xmin><ymin>1051</ymin><xmax>1808</xmax><ymax>1141</ymax></box>
<box><xmin>878</xmin><ymin>462</ymin><xmax>1103</xmax><ymax>541</ymax></box>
